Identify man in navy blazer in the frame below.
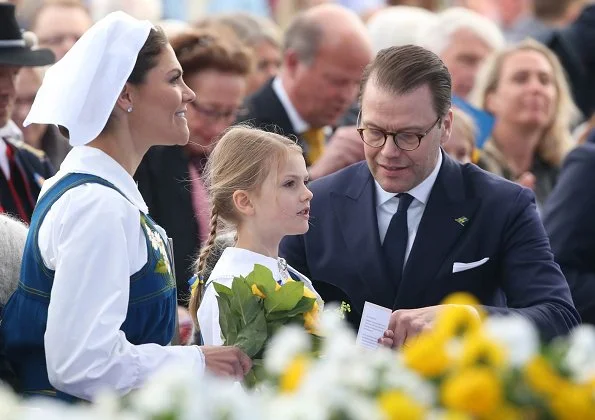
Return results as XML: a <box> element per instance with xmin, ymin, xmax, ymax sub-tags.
<box><xmin>280</xmin><ymin>45</ymin><xmax>579</xmax><ymax>343</ymax></box>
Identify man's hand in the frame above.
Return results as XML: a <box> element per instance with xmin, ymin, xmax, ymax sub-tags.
<box><xmin>309</xmin><ymin>125</ymin><xmax>365</xmax><ymax>180</ymax></box>
<box><xmin>385</xmin><ymin>304</ymin><xmax>480</xmax><ymax>348</ymax></box>
<box><xmin>378</xmin><ymin>329</ymin><xmax>395</xmax><ymax>348</ymax></box>
<box><xmin>200</xmin><ymin>346</ymin><xmax>252</xmax><ymax>379</ymax></box>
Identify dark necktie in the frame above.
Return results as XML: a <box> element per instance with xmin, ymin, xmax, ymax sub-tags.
<box><xmin>382</xmin><ymin>193</ymin><xmax>414</xmax><ymax>289</ymax></box>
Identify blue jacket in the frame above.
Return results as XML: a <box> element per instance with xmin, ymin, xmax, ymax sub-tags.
<box><xmin>281</xmin><ymin>152</ymin><xmax>580</xmax><ymax>340</ymax></box>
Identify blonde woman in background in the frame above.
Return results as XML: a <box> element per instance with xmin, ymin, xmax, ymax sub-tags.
<box><xmin>471</xmin><ymin>39</ymin><xmax>578</xmax><ymax>208</ymax></box>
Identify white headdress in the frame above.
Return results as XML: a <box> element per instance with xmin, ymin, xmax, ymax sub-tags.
<box><xmin>24</xmin><ymin>12</ymin><xmax>153</xmax><ymax>146</ymax></box>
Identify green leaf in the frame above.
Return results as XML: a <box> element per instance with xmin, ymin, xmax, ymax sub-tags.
<box><xmin>242</xmin><ymin>359</ymin><xmax>267</xmax><ymax>389</ymax></box>
<box><xmin>213</xmin><ymin>282</ymin><xmax>233</xmax><ymax>296</ymax></box>
<box><xmin>215</xmin><ymin>293</ymin><xmax>238</xmax><ymax>344</ymax></box>
<box><xmin>231</xmin><ymin>277</ymin><xmax>262</xmax><ymax>327</ymax></box>
<box><xmin>264</xmin><ymin>281</ymin><xmax>304</xmax><ymax>313</ymax></box>
<box><xmin>234</xmin><ymin>310</ymin><xmax>268</xmax><ymax>358</ymax></box>
<box><xmin>250</xmin><ymin>264</ymin><xmax>278</xmax><ymax>297</ymax></box>
<box><xmin>286</xmin><ymin>296</ymin><xmax>316</xmax><ymax>317</ymax></box>
<box><xmin>265</xmin><ymin>297</ymin><xmax>315</xmax><ymax>321</ymax></box>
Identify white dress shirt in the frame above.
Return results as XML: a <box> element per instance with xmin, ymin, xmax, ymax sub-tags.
<box><xmin>375</xmin><ymin>151</ymin><xmax>442</xmax><ymax>263</ymax></box>
<box><xmin>0</xmin><ymin>120</ymin><xmax>24</xmax><ymax>180</ymax></box>
<box><xmin>198</xmin><ymin>247</ymin><xmax>322</xmax><ymax>346</ymax></box>
<box><xmin>38</xmin><ymin>146</ymin><xmax>204</xmax><ymax>401</ymax></box>
<box><xmin>272</xmin><ymin>77</ymin><xmax>309</xmax><ymax>134</ymax></box>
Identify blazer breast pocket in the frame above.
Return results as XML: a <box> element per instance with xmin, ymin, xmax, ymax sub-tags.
<box><xmin>452</xmin><ymin>257</ymin><xmax>490</xmax><ymax>274</ymax></box>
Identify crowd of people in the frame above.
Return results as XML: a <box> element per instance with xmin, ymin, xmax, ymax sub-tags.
<box><xmin>1</xmin><ymin>0</ymin><xmax>595</xmax><ymax>405</ymax></box>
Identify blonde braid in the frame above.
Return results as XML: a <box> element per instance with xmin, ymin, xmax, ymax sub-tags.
<box><xmin>189</xmin><ymin>208</ymin><xmax>219</xmax><ymax>329</ymax></box>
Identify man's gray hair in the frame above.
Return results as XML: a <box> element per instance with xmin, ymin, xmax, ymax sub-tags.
<box><xmin>282</xmin><ymin>13</ymin><xmax>324</xmax><ymax>65</ymax></box>
<box><xmin>367</xmin><ymin>6</ymin><xmax>438</xmax><ymax>54</ymax></box>
<box><xmin>0</xmin><ymin>215</ymin><xmax>28</xmax><ymax>307</ymax></box>
<box><xmin>417</xmin><ymin>7</ymin><xmax>505</xmax><ymax>57</ymax></box>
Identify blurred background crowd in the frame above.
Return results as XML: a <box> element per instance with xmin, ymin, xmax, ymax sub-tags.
<box><xmin>2</xmin><ymin>0</ymin><xmax>595</xmax><ymax>340</ymax></box>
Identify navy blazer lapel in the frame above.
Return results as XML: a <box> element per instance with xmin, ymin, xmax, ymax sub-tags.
<box><xmin>242</xmin><ymin>79</ymin><xmax>298</xmax><ymax>139</ymax></box>
<box><xmin>394</xmin><ymin>153</ymin><xmax>480</xmax><ymax>309</ymax></box>
<box><xmin>330</xmin><ymin>163</ymin><xmax>394</xmax><ymax>308</ymax></box>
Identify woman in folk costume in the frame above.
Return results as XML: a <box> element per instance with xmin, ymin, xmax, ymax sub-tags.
<box><xmin>0</xmin><ymin>12</ymin><xmax>250</xmax><ymax>402</ymax></box>
<box><xmin>189</xmin><ymin>126</ymin><xmax>323</xmax><ymax>346</ymax></box>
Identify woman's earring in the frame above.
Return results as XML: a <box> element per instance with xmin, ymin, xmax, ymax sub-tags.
<box><xmin>127</xmin><ymin>106</ymin><xmax>133</xmax><ymax>113</ymax></box>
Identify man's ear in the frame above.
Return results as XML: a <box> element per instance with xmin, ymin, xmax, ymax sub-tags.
<box><xmin>115</xmin><ymin>83</ymin><xmax>134</xmax><ymax>114</ymax></box>
<box><xmin>283</xmin><ymin>49</ymin><xmax>300</xmax><ymax>78</ymax></box>
<box><xmin>440</xmin><ymin>108</ymin><xmax>454</xmax><ymax>147</ymax></box>
<box><xmin>232</xmin><ymin>190</ymin><xmax>255</xmax><ymax>217</ymax></box>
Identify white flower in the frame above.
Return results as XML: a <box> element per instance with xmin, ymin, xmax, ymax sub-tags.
<box><xmin>483</xmin><ymin>315</ymin><xmax>538</xmax><ymax>366</ymax></box>
<box><xmin>0</xmin><ymin>385</ymin><xmax>21</xmax><ymax>420</ymax></box>
<box><xmin>564</xmin><ymin>324</ymin><xmax>595</xmax><ymax>383</ymax></box>
<box><xmin>264</xmin><ymin>325</ymin><xmax>311</xmax><ymax>374</ymax></box>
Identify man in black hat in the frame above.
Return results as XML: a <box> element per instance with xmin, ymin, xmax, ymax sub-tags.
<box><xmin>0</xmin><ymin>3</ymin><xmax>55</xmax><ymax>224</ymax></box>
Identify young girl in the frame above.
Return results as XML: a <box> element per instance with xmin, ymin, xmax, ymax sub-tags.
<box><xmin>189</xmin><ymin>126</ymin><xmax>322</xmax><ymax>345</ymax></box>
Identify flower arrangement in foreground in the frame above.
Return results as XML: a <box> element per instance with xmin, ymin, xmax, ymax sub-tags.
<box><xmin>3</xmin><ymin>293</ymin><xmax>595</xmax><ymax>419</ymax></box>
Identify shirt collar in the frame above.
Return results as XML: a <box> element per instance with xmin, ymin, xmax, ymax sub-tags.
<box><xmin>272</xmin><ymin>76</ymin><xmax>310</xmax><ymax>134</ymax></box>
<box><xmin>375</xmin><ymin>149</ymin><xmax>443</xmax><ymax>207</ymax></box>
<box><xmin>0</xmin><ymin>120</ymin><xmax>23</xmax><ymax>142</ymax></box>
<box><xmin>209</xmin><ymin>247</ymin><xmax>283</xmax><ymax>280</ymax></box>
<box><xmin>57</xmin><ymin>145</ymin><xmax>149</xmax><ymax>213</ymax></box>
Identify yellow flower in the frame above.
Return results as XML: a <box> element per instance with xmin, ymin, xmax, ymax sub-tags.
<box><xmin>303</xmin><ymin>301</ymin><xmax>319</xmax><ymax>334</ymax></box>
<box><xmin>481</xmin><ymin>405</ymin><xmax>523</xmax><ymax>420</ymax></box>
<box><xmin>459</xmin><ymin>333</ymin><xmax>506</xmax><ymax>369</ymax></box>
<box><xmin>251</xmin><ymin>284</ymin><xmax>266</xmax><ymax>299</ymax></box>
<box><xmin>403</xmin><ymin>333</ymin><xmax>450</xmax><ymax>377</ymax></box>
<box><xmin>377</xmin><ymin>391</ymin><xmax>425</xmax><ymax>420</ymax></box>
<box><xmin>442</xmin><ymin>292</ymin><xmax>486</xmax><ymax>319</ymax></box>
<box><xmin>280</xmin><ymin>355</ymin><xmax>309</xmax><ymax>393</ymax></box>
<box><xmin>441</xmin><ymin>367</ymin><xmax>502</xmax><ymax>416</ymax></box>
<box><xmin>549</xmin><ymin>384</ymin><xmax>595</xmax><ymax>420</ymax></box>
<box><xmin>439</xmin><ymin>412</ymin><xmax>473</xmax><ymax>420</ymax></box>
<box><xmin>523</xmin><ymin>355</ymin><xmax>567</xmax><ymax>397</ymax></box>
<box><xmin>434</xmin><ymin>304</ymin><xmax>482</xmax><ymax>341</ymax></box>
<box><xmin>303</xmin><ymin>286</ymin><xmax>316</xmax><ymax>299</ymax></box>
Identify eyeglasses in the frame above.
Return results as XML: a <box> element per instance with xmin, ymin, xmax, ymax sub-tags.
<box><xmin>189</xmin><ymin>100</ymin><xmax>247</xmax><ymax>122</ymax></box>
<box><xmin>356</xmin><ymin>112</ymin><xmax>441</xmax><ymax>151</ymax></box>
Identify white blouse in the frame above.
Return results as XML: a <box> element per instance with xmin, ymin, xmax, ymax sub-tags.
<box><xmin>197</xmin><ymin>247</ymin><xmax>322</xmax><ymax>346</ymax></box>
<box><xmin>38</xmin><ymin>146</ymin><xmax>204</xmax><ymax>401</ymax></box>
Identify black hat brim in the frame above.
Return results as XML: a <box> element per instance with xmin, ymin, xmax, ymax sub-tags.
<box><xmin>0</xmin><ymin>47</ymin><xmax>55</xmax><ymax>67</ymax></box>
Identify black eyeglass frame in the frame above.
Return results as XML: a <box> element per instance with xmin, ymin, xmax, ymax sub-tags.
<box><xmin>356</xmin><ymin>111</ymin><xmax>442</xmax><ymax>151</ymax></box>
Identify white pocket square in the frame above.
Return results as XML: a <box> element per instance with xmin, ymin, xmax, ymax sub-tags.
<box><xmin>452</xmin><ymin>257</ymin><xmax>490</xmax><ymax>274</ymax></box>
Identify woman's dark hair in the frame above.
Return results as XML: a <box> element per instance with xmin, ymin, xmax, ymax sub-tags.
<box><xmin>128</xmin><ymin>26</ymin><xmax>168</xmax><ymax>84</ymax></box>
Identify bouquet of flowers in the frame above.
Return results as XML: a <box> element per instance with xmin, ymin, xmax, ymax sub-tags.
<box><xmin>212</xmin><ymin>264</ymin><xmax>321</xmax><ymax>386</ymax></box>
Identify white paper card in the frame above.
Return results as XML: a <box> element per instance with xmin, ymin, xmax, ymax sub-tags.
<box><xmin>356</xmin><ymin>301</ymin><xmax>392</xmax><ymax>350</ymax></box>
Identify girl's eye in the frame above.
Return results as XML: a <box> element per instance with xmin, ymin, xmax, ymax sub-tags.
<box><xmin>284</xmin><ymin>181</ymin><xmax>295</xmax><ymax>188</ymax></box>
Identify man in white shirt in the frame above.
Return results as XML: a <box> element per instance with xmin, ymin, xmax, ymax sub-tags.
<box><xmin>280</xmin><ymin>44</ymin><xmax>579</xmax><ymax>344</ymax></box>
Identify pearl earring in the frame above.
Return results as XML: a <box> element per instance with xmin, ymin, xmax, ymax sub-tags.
<box><xmin>127</xmin><ymin>106</ymin><xmax>133</xmax><ymax>113</ymax></box>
